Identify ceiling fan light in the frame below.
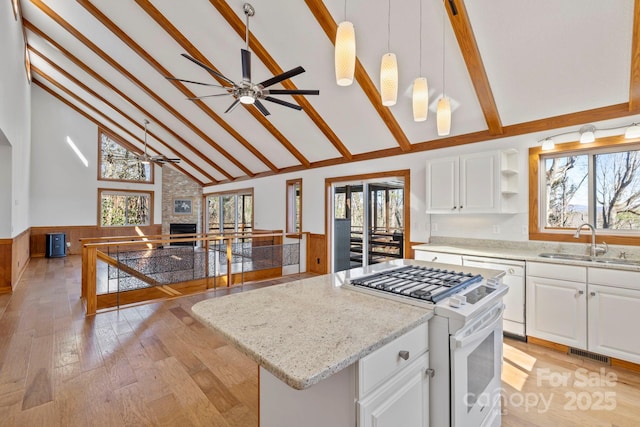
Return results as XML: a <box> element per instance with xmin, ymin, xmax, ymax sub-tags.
<box><xmin>437</xmin><ymin>97</ymin><xmax>451</xmax><ymax>136</ymax></box>
<box><xmin>239</xmin><ymin>95</ymin><xmax>255</xmax><ymax>104</ymax></box>
<box><xmin>625</xmin><ymin>124</ymin><xmax>640</xmax><ymax>139</ymax></box>
<box><xmin>380</xmin><ymin>53</ymin><xmax>398</xmax><ymax>106</ymax></box>
<box><xmin>412</xmin><ymin>77</ymin><xmax>428</xmax><ymax>122</ymax></box>
<box><xmin>335</xmin><ymin>21</ymin><xmax>356</xmax><ymax>86</ymax></box>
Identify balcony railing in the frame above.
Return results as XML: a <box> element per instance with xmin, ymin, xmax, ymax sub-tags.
<box><xmin>81</xmin><ymin>231</ymin><xmax>305</xmax><ymax>315</ymax></box>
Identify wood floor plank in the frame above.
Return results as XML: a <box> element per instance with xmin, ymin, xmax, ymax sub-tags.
<box><xmin>21</xmin><ymin>334</ymin><xmax>54</xmax><ymax>410</ymax></box>
<box><xmin>0</xmin><ymin>330</ymin><xmax>33</xmax><ymax>396</ymax></box>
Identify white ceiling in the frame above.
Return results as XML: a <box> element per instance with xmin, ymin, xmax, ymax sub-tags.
<box><xmin>18</xmin><ymin>0</ymin><xmax>640</xmax><ymax>185</ymax></box>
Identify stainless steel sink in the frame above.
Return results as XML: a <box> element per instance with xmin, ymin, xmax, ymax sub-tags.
<box><xmin>537</xmin><ymin>253</ymin><xmax>592</xmax><ymax>262</ymax></box>
<box><xmin>537</xmin><ymin>252</ymin><xmax>640</xmax><ymax>266</ymax></box>
<box><xmin>591</xmin><ymin>257</ymin><xmax>640</xmax><ymax>266</ymax></box>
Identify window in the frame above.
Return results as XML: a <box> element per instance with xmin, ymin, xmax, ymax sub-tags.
<box><xmin>99</xmin><ymin>189</ymin><xmax>152</xmax><ymax>227</ymax></box>
<box><xmin>531</xmin><ymin>135</ymin><xmax>640</xmax><ymax>243</ymax></box>
<box><xmin>99</xmin><ymin>129</ymin><xmax>153</xmax><ymax>183</ymax></box>
<box><xmin>286</xmin><ymin>179</ymin><xmax>302</xmax><ymax>234</ymax></box>
<box><xmin>206</xmin><ymin>189</ymin><xmax>253</xmax><ymax>234</ymax></box>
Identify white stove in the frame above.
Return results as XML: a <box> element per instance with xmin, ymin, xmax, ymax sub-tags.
<box><xmin>345</xmin><ymin>260</ymin><xmax>508</xmax><ymax>427</ymax></box>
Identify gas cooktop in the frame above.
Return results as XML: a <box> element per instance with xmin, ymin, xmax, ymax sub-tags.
<box><xmin>347</xmin><ymin>265</ymin><xmax>483</xmax><ymax>303</ymax></box>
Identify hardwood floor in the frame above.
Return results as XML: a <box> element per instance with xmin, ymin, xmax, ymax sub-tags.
<box><xmin>1</xmin><ymin>255</ymin><xmax>639</xmax><ymax>426</ymax></box>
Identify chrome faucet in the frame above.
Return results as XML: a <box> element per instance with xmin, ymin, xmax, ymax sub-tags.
<box><xmin>574</xmin><ymin>223</ymin><xmax>607</xmax><ymax>257</ymax></box>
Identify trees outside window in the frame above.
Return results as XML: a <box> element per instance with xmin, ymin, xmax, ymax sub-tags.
<box><xmin>206</xmin><ymin>189</ymin><xmax>253</xmax><ymax>234</ymax></box>
<box><xmin>99</xmin><ymin>129</ymin><xmax>152</xmax><ymax>183</ymax></box>
<box><xmin>99</xmin><ymin>189</ymin><xmax>152</xmax><ymax>227</ymax></box>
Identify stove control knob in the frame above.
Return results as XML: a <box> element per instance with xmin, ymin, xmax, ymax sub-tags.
<box><xmin>449</xmin><ymin>297</ymin><xmax>461</xmax><ymax>308</ymax></box>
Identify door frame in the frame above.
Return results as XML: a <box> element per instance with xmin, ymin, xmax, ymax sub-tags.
<box><xmin>325</xmin><ymin>169</ymin><xmax>411</xmax><ymax>273</ymax></box>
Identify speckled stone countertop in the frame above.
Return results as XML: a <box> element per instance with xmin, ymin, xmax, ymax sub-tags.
<box><xmin>412</xmin><ymin>237</ymin><xmax>640</xmax><ymax>272</ymax></box>
<box><xmin>191</xmin><ymin>260</ymin><xmax>434</xmax><ymax>391</ymax></box>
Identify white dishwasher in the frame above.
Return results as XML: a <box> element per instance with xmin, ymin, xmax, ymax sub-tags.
<box><xmin>463</xmin><ymin>256</ymin><xmax>526</xmax><ymax>338</ymax></box>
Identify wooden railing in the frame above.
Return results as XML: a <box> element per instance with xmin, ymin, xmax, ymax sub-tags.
<box><xmin>81</xmin><ymin>231</ymin><xmax>305</xmax><ymax>315</ymax></box>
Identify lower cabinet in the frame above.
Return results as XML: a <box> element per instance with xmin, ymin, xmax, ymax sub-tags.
<box><xmin>527</xmin><ymin>262</ymin><xmax>640</xmax><ymax>364</ymax></box>
<box><xmin>358</xmin><ymin>352</ymin><xmax>429</xmax><ymax>427</ymax></box>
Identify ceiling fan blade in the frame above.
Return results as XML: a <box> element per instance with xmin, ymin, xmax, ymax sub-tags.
<box><xmin>241</xmin><ymin>49</ymin><xmax>251</xmax><ymax>82</ymax></box>
<box><xmin>263</xmin><ymin>96</ymin><xmax>302</xmax><ymax>111</ymax></box>
<box><xmin>187</xmin><ymin>93</ymin><xmax>233</xmax><ymax>101</ymax></box>
<box><xmin>266</xmin><ymin>89</ymin><xmax>320</xmax><ymax>96</ymax></box>
<box><xmin>253</xmin><ymin>99</ymin><xmax>271</xmax><ymax>116</ymax></box>
<box><xmin>166</xmin><ymin>77</ymin><xmax>226</xmax><ymax>88</ymax></box>
<box><xmin>258</xmin><ymin>66</ymin><xmax>305</xmax><ymax>89</ymax></box>
<box><xmin>225</xmin><ymin>99</ymin><xmax>241</xmax><ymax>113</ymax></box>
<box><xmin>181</xmin><ymin>53</ymin><xmax>236</xmax><ymax>86</ymax></box>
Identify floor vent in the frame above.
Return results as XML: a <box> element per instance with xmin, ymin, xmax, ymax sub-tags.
<box><xmin>569</xmin><ymin>348</ymin><xmax>610</xmax><ymax>364</ymax></box>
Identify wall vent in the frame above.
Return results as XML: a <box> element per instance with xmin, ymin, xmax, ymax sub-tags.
<box><xmin>569</xmin><ymin>348</ymin><xmax>610</xmax><ymax>364</ymax></box>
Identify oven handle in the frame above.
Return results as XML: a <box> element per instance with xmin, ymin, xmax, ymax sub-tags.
<box><xmin>451</xmin><ymin>304</ymin><xmax>504</xmax><ymax>350</ymax></box>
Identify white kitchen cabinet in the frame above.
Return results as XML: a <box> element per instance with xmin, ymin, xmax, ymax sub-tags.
<box><xmin>588</xmin><ymin>268</ymin><xmax>640</xmax><ymax>363</ymax></box>
<box><xmin>526</xmin><ymin>262</ymin><xmax>587</xmax><ymax>349</ymax></box>
<box><xmin>414</xmin><ymin>249</ymin><xmax>462</xmax><ymax>265</ymax></box>
<box><xmin>425</xmin><ymin>149</ymin><xmax>518</xmax><ymax>214</ymax></box>
<box><xmin>358</xmin><ymin>352</ymin><xmax>429</xmax><ymax>427</ymax></box>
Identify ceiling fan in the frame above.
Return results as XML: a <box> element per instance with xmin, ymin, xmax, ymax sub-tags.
<box><xmin>167</xmin><ymin>3</ymin><xmax>319</xmax><ymax>116</ymax></box>
<box><xmin>137</xmin><ymin>119</ymin><xmax>180</xmax><ymax>164</ymax></box>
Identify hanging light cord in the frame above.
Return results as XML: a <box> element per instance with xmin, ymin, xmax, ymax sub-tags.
<box><xmin>387</xmin><ymin>0</ymin><xmax>391</xmax><ymax>53</ymax></box>
<box><xmin>344</xmin><ymin>0</ymin><xmax>347</xmax><ymax>21</ymax></box>
<box><xmin>442</xmin><ymin>0</ymin><xmax>446</xmax><ymax>97</ymax></box>
<box><xmin>419</xmin><ymin>0</ymin><xmax>423</xmax><ymax>75</ymax></box>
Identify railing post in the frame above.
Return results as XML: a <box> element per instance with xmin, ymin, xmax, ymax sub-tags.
<box><xmin>226</xmin><ymin>237</ymin><xmax>232</xmax><ymax>287</ymax></box>
<box><xmin>86</xmin><ymin>245</ymin><xmax>97</xmax><ymax>315</ymax></box>
<box><xmin>81</xmin><ymin>244</ymin><xmax>88</xmax><ymax>299</ymax></box>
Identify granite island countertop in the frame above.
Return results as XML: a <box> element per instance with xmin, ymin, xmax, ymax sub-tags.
<box><xmin>191</xmin><ymin>260</ymin><xmax>434</xmax><ymax>390</ymax></box>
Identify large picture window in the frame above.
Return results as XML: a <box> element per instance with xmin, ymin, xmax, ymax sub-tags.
<box><xmin>99</xmin><ymin>189</ymin><xmax>152</xmax><ymax>227</ymax></box>
<box><xmin>99</xmin><ymin>129</ymin><xmax>153</xmax><ymax>183</ymax></box>
<box><xmin>531</xmin><ymin>136</ymin><xmax>640</xmax><ymax>243</ymax></box>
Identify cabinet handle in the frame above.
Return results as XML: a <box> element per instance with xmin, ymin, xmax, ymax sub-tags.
<box><xmin>398</xmin><ymin>350</ymin><xmax>410</xmax><ymax>361</ymax></box>
<box><xmin>459</xmin><ymin>205</ymin><xmax>463</xmax><ymax>209</ymax></box>
<box><xmin>432</xmin><ymin>257</ymin><xmax>438</xmax><ymax>262</ymax></box>
<box><xmin>425</xmin><ymin>368</ymin><xmax>435</xmax><ymax>378</ymax></box>
<box><xmin>590</xmin><ymin>291</ymin><xmax>596</xmax><ymax>297</ymax></box>
<box><xmin>507</xmin><ymin>268</ymin><xmax>515</xmax><ymax>275</ymax></box>
<box><xmin>452</xmin><ymin>206</ymin><xmax>457</xmax><ymax>210</ymax></box>
<box><xmin>576</xmin><ymin>290</ymin><xmax>584</xmax><ymax>296</ymax></box>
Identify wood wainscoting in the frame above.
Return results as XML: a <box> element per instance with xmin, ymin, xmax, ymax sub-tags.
<box><xmin>0</xmin><ymin>228</ymin><xmax>31</xmax><ymax>293</ymax></box>
<box><xmin>30</xmin><ymin>224</ymin><xmax>162</xmax><ymax>257</ymax></box>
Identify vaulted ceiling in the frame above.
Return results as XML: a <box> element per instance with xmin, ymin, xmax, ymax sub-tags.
<box><xmin>17</xmin><ymin>0</ymin><xmax>640</xmax><ymax>186</ymax></box>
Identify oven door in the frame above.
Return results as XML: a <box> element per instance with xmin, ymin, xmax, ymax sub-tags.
<box><xmin>450</xmin><ymin>303</ymin><xmax>504</xmax><ymax>427</ymax></box>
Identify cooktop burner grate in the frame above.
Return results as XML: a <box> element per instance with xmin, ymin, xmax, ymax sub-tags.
<box><xmin>348</xmin><ymin>265</ymin><xmax>483</xmax><ymax>303</ymax></box>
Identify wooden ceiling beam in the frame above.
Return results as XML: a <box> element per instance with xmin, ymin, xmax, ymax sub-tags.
<box><xmin>629</xmin><ymin>0</ymin><xmax>640</xmax><ymax>111</ymax></box>
<box><xmin>23</xmin><ymin>20</ymin><xmax>224</xmax><ymax>182</ymax></box>
<box><xmin>72</xmin><ymin>0</ymin><xmax>271</xmax><ymax>176</ymax></box>
<box><xmin>31</xmin><ymin>70</ymin><xmax>206</xmax><ymax>186</ymax></box>
<box><xmin>445</xmin><ymin>0</ymin><xmax>503</xmax><ymax>135</ymax></box>
<box><xmin>133</xmin><ymin>0</ymin><xmax>312</xmax><ymax>169</ymax></box>
<box><xmin>304</xmin><ymin>0</ymin><xmax>412</xmax><ymax>152</ymax></box>
<box><xmin>29</xmin><ymin>0</ymin><xmax>250</xmax><ymax>180</ymax></box>
<box><xmin>29</xmin><ymin>45</ymin><xmax>218</xmax><ymax>183</ymax></box>
<box><xmin>205</xmin><ymin>0</ymin><xmax>352</xmax><ymax>162</ymax></box>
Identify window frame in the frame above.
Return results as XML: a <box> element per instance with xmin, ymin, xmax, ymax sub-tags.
<box><xmin>98</xmin><ymin>188</ymin><xmax>154</xmax><ymax>228</ymax></box>
<box><xmin>286</xmin><ymin>178</ymin><xmax>302</xmax><ymax>236</ymax></box>
<box><xmin>529</xmin><ymin>134</ymin><xmax>640</xmax><ymax>246</ymax></box>
<box><xmin>98</xmin><ymin>128</ymin><xmax>154</xmax><ymax>184</ymax></box>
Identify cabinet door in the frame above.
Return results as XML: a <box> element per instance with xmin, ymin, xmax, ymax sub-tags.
<box><xmin>459</xmin><ymin>152</ymin><xmax>499</xmax><ymax>213</ymax></box>
<box><xmin>588</xmin><ymin>284</ymin><xmax>640</xmax><ymax>363</ymax></box>
<box><xmin>426</xmin><ymin>157</ymin><xmax>458</xmax><ymax>213</ymax></box>
<box><xmin>358</xmin><ymin>353</ymin><xmax>429</xmax><ymax>427</ymax></box>
<box><xmin>526</xmin><ymin>276</ymin><xmax>587</xmax><ymax>349</ymax></box>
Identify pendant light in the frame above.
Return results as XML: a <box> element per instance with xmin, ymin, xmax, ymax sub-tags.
<box><xmin>412</xmin><ymin>0</ymin><xmax>428</xmax><ymax>122</ymax></box>
<box><xmin>437</xmin><ymin>1</ymin><xmax>451</xmax><ymax>136</ymax></box>
<box><xmin>380</xmin><ymin>0</ymin><xmax>398</xmax><ymax>106</ymax></box>
<box><xmin>335</xmin><ymin>0</ymin><xmax>355</xmax><ymax>86</ymax></box>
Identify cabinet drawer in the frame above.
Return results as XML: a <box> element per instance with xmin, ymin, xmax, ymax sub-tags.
<box><xmin>527</xmin><ymin>262</ymin><xmax>586</xmax><ymax>282</ymax></box>
<box><xmin>358</xmin><ymin>322</ymin><xmax>428</xmax><ymax>397</ymax></box>
<box><xmin>588</xmin><ymin>267</ymin><xmax>640</xmax><ymax>290</ymax></box>
<box><xmin>415</xmin><ymin>250</ymin><xmax>462</xmax><ymax>265</ymax></box>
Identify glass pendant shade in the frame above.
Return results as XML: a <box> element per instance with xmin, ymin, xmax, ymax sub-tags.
<box><xmin>335</xmin><ymin>21</ymin><xmax>356</xmax><ymax>86</ymax></box>
<box><xmin>380</xmin><ymin>53</ymin><xmax>398</xmax><ymax>106</ymax></box>
<box><xmin>437</xmin><ymin>97</ymin><xmax>451</xmax><ymax>136</ymax></box>
<box><xmin>412</xmin><ymin>77</ymin><xmax>428</xmax><ymax>122</ymax></box>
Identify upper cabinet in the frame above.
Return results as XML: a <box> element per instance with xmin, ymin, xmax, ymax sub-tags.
<box><xmin>426</xmin><ymin>149</ymin><xmax>519</xmax><ymax>214</ymax></box>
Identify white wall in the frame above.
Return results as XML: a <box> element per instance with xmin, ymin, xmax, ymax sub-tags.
<box><xmin>0</xmin><ymin>3</ymin><xmax>31</xmax><ymax>237</ymax></box>
<box><xmin>205</xmin><ymin>115</ymin><xmax>640</xmax><ymax>244</ymax></box>
<box><xmin>30</xmin><ymin>86</ymin><xmax>163</xmax><ymax>226</ymax></box>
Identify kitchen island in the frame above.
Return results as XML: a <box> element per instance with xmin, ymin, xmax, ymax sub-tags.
<box><xmin>191</xmin><ymin>260</ymin><xmax>435</xmax><ymax>427</ymax></box>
